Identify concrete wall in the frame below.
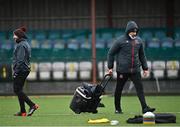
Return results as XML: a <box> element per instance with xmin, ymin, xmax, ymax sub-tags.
<box><xmin>0</xmin><ymin>80</ymin><xmax>180</xmax><ymax>95</ymax></box>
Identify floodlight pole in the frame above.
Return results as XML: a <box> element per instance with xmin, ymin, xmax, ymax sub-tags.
<box><xmin>91</xmin><ymin>0</ymin><xmax>97</xmax><ymax>84</ymax></box>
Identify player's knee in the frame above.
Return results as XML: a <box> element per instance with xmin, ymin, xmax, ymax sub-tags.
<box><xmin>14</xmin><ymin>88</ymin><xmax>21</xmax><ymax>95</ymax></box>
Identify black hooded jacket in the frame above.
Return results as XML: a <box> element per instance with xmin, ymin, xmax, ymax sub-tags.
<box><xmin>107</xmin><ymin>21</ymin><xmax>148</xmax><ymax>73</ymax></box>
<box><xmin>13</xmin><ymin>38</ymin><xmax>31</xmax><ymax>75</ymax></box>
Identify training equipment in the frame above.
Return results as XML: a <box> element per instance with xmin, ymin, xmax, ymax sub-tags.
<box><xmin>69</xmin><ymin>74</ymin><xmax>112</xmax><ymax>114</ymax></box>
<box><xmin>143</xmin><ymin>112</ymin><xmax>155</xmax><ymax>125</ymax></box>
<box><xmin>127</xmin><ymin>113</ymin><xmax>176</xmax><ymax>124</ymax></box>
<box><xmin>110</xmin><ymin>120</ymin><xmax>119</xmax><ymax>125</ymax></box>
<box><xmin>88</xmin><ymin>118</ymin><xmax>110</xmax><ymax>124</ymax></box>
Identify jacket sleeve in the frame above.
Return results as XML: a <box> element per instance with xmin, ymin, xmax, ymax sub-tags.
<box><xmin>14</xmin><ymin>45</ymin><xmax>26</xmax><ymax>74</ymax></box>
<box><xmin>107</xmin><ymin>40</ymin><xmax>121</xmax><ymax>69</ymax></box>
<box><xmin>139</xmin><ymin>42</ymin><xmax>148</xmax><ymax>70</ymax></box>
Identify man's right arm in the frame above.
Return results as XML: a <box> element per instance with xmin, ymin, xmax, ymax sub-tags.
<box><xmin>107</xmin><ymin>39</ymin><xmax>121</xmax><ymax>72</ymax></box>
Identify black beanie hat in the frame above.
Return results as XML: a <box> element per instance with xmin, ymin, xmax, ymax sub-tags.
<box><xmin>13</xmin><ymin>26</ymin><xmax>27</xmax><ymax>39</ymax></box>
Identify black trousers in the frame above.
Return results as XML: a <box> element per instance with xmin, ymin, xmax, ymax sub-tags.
<box><xmin>115</xmin><ymin>72</ymin><xmax>147</xmax><ymax>111</ymax></box>
<box><xmin>13</xmin><ymin>71</ymin><xmax>35</xmax><ymax>113</ymax></box>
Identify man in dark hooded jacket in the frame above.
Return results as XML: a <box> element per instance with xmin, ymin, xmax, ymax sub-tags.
<box><xmin>13</xmin><ymin>27</ymin><xmax>39</xmax><ymax>116</ymax></box>
<box><xmin>107</xmin><ymin>21</ymin><xmax>155</xmax><ymax>114</ymax></box>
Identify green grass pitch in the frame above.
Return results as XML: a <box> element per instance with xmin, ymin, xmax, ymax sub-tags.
<box><xmin>0</xmin><ymin>95</ymin><xmax>179</xmax><ymax>126</ymax></box>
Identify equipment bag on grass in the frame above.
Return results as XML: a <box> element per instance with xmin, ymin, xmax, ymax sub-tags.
<box><xmin>70</xmin><ymin>74</ymin><xmax>112</xmax><ymax>114</ymax></box>
<box><xmin>127</xmin><ymin>113</ymin><xmax>176</xmax><ymax>123</ymax></box>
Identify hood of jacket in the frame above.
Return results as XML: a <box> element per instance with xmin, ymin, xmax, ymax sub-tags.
<box><xmin>125</xmin><ymin>21</ymin><xmax>139</xmax><ymax>35</ymax></box>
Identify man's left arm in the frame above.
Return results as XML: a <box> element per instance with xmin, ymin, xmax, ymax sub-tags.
<box><xmin>139</xmin><ymin>42</ymin><xmax>148</xmax><ymax>71</ymax></box>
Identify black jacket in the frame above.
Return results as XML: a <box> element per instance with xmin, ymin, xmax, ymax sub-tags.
<box><xmin>13</xmin><ymin>38</ymin><xmax>31</xmax><ymax>74</ymax></box>
<box><xmin>107</xmin><ymin>21</ymin><xmax>148</xmax><ymax>73</ymax></box>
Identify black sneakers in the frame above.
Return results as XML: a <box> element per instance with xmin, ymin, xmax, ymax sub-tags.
<box><xmin>143</xmin><ymin>106</ymin><xmax>156</xmax><ymax>113</ymax></box>
<box><xmin>27</xmin><ymin>104</ymin><xmax>39</xmax><ymax>116</ymax></box>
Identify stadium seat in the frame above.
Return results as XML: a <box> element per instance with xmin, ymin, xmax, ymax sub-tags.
<box><xmin>88</xmin><ymin>33</ymin><xmax>100</xmax><ymax>41</ymax></box>
<box><xmin>40</xmin><ymin>40</ymin><xmax>53</xmax><ymax>49</ymax></box>
<box><xmin>34</xmin><ymin>31</ymin><xmax>46</xmax><ymax>41</ymax></box>
<box><xmin>0</xmin><ymin>32</ymin><xmax>7</xmax><ymax>40</ymax></box>
<box><xmin>38</xmin><ymin>62</ymin><xmax>52</xmax><ymax>80</ymax></box>
<box><xmin>1</xmin><ymin>39</ymin><xmax>13</xmax><ymax>49</ymax></box>
<box><xmin>52</xmin><ymin>62</ymin><xmax>65</xmax><ymax>80</ymax></box>
<box><xmin>154</xmin><ymin>31</ymin><xmax>166</xmax><ymax>40</ymax></box>
<box><xmin>174</xmin><ymin>39</ymin><xmax>180</xmax><ymax>48</ymax></box>
<box><xmin>107</xmin><ymin>39</ymin><xmax>115</xmax><ymax>48</ymax></box>
<box><xmin>98</xmin><ymin>61</ymin><xmax>105</xmax><ymax>79</ymax></box>
<box><xmin>26</xmin><ymin>31</ymin><xmax>33</xmax><ymax>40</ymax></box>
<box><xmin>174</xmin><ymin>29</ymin><xmax>180</xmax><ymax>39</ymax></box>
<box><xmin>152</xmin><ymin>61</ymin><xmax>166</xmax><ymax>79</ymax></box>
<box><xmin>62</xmin><ymin>31</ymin><xmax>74</xmax><ymax>41</ymax></box>
<box><xmin>141</xmin><ymin>61</ymin><xmax>152</xmax><ymax>79</ymax></box>
<box><xmin>27</xmin><ymin>63</ymin><xmax>38</xmax><ymax>81</ymax></box>
<box><xmin>34</xmin><ymin>31</ymin><xmax>47</xmax><ymax>48</ymax></box>
<box><xmin>114</xmin><ymin>31</ymin><xmax>123</xmax><ymax>38</ymax></box>
<box><xmin>48</xmin><ymin>31</ymin><xmax>60</xmax><ymax>40</ymax></box>
<box><xmin>80</xmin><ymin>42</ymin><xmax>91</xmax><ymax>49</ymax></box>
<box><xmin>166</xmin><ymin>61</ymin><xmax>179</xmax><ymax>79</ymax></box>
<box><xmin>96</xmin><ymin>38</ymin><xmax>106</xmax><ymax>49</ymax></box>
<box><xmin>79</xmin><ymin>61</ymin><xmax>92</xmax><ymax>80</ymax></box>
<box><xmin>30</xmin><ymin>39</ymin><xmax>40</xmax><ymax>49</ymax></box>
<box><xmin>0</xmin><ymin>63</ymin><xmax>12</xmax><ymax>81</ymax></box>
<box><xmin>141</xmin><ymin>31</ymin><xmax>153</xmax><ymax>41</ymax></box>
<box><xmin>102</xmin><ymin>33</ymin><xmax>112</xmax><ymax>40</ymax></box>
<box><xmin>65</xmin><ymin>62</ymin><xmax>79</xmax><ymax>80</ymax></box>
<box><xmin>147</xmin><ymin>38</ymin><xmax>160</xmax><ymax>48</ymax></box>
<box><xmin>75</xmin><ymin>35</ymin><xmax>86</xmax><ymax>44</ymax></box>
<box><xmin>67</xmin><ymin>39</ymin><xmax>79</xmax><ymax>50</ymax></box>
<box><xmin>101</xmin><ymin>32</ymin><xmax>113</xmax><ymax>44</ymax></box>
<box><xmin>161</xmin><ymin>37</ymin><xmax>173</xmax><ymax>48</ymax></box>
<box><xmin>53</xmin><ymin>39</ymin><xmax>65</xmax><ymax>49</ymax></box>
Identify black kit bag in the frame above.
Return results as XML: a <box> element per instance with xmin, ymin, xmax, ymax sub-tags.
<box><xmin>70</xmin><ymin>74</ymin><xmax>112</xmax><ymax>114</ymax></box>
<box><xmin>127</xmin><ymin>113</ymin><xmax>176</xmax><ymax>124</ymax></box>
